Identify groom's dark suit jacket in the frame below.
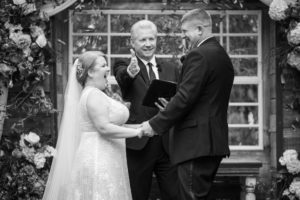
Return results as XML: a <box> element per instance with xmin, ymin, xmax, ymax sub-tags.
<box><xmin>149</xmin><ymin>37</ymin><xmax>234</xmax><ymax>164</ymax></box>
<box><xmin>113</xmin><ymin>57</ymin><xmax>179</xmax><ymax>150</ymax></box>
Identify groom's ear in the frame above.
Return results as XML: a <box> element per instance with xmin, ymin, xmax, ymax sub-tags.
<box><xmin>197</xmin><ymin>26</ymin><xmax>203</xmax><ymax>35</ymax></box>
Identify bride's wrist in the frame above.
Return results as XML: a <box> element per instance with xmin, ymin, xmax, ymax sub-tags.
<box><xmin>135</xmin><ymin>128</ymin><xmax>142</xmax><ymax>138</ymax></box>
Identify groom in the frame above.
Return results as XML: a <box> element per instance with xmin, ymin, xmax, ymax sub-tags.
<box><xmin>143</xmin><ymin>9</ymin><xmax>234</xmax><ymax>200</ymax></box>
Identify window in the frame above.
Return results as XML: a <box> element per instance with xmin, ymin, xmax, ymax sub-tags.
<box><xmin>69</xmin><ymin>10</ymin><xmax>262</xmax><ymax>150</ymax></box>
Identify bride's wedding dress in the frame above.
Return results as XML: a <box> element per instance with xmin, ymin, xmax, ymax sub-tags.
<box><xmin>66</xmin><ymin>86</ymin><xmax>132</xmax><ymax>200</ymax></box>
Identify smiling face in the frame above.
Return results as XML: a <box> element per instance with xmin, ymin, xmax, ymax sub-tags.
<box><xmin>89</xmin><ymin>56</ymin><xmax>110</xmax><ymax>90</ymax></box>
<box><xmin>131</xmin><ymin>27</ymin><xmax>157</xmax><ymax>61</ymax></box>
<box><xmin>181</xmin><ymin>20</ymin><xmax>202</xmax><ymax>50</ymax></box>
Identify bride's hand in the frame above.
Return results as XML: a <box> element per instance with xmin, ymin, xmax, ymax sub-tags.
<box><xmin>136</xmin><ymin>128</ymin><xmax>144</xmax><ymax>138</ymax></box>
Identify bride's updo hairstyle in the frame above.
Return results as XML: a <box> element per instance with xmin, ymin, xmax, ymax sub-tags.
<box><xmin>76</xmin><ymin>51</ymin><xmax>106</xmax><ymax>87</ymax></box>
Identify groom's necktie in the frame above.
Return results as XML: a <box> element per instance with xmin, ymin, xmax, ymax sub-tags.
<box><xmin>147</xmin><ymin>62</ymin><xmax>156</xmax><ymax>82</ymax></box>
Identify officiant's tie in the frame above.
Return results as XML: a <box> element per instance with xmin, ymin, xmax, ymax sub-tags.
<box><xmin>147</xmin><ymin>62</ymin><xmax>156</xmax><ymax>82</ymax></box>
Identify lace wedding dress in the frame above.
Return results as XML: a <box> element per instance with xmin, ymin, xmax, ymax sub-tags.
<box><xmin>66</xmin><ymin>86</ymin><xmax>132</xmax><ymax>200</ymax></box>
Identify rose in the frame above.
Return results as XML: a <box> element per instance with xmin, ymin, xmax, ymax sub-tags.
<box><xmin>286</xmin><ymin>159</ymin><xmax>300</xmax><ymax>174</ymax></box>
<box><xmin>20</xmin><ymin>165</ymin><xmax>35</xmax><ymax>176</ymax></box>
<box><xmin>36</xmin><ymin>34</ymin><xmax>47</xmax><ymax>48</ymax></box>
<box><xmin>279</xmin><ymin>149</ymin><xmax>299</xmax><ymax>166</ymax></box>
<box><xmin>43</xmin><ymin>145</ymin><xmax>56</xmax><ymax>157</ymax></box>
<box><xmin>33</xmin><ymin>153</ymin><xmax>46</xmax><ymax>169</ymax></box>
<box><xmin>30</xmin><ymin>25</ymin><xmax>44</xmax><ymax>38</ymax></box>
<box><xmin>23</xmin><ymin>3</ymin><xmax>37</xmax><ymax>15</ymax></box>
<box><xmin>11</xmin><ymin>149</ymin><xmax>23</xmax><ymax>158</ymax></box>
<box><xmin>24</xmin><ymin>132</ymin><xmax>40</xmax><ymax>145</ymax></box>
<box><xmin>22</xmin><ymin>146</ymin><xmax>36</xmax><ymax>162</ymax></box>
<box><xmin>287</xmin><ymin>23</ymin><xmax>300</xmax><ymax>46</ymax></box>
<box><xmin>287</xmin><ymin>49</ymin><xmax>300</xmax><ymax>71</ymax></box>
<box><xmin>289</xmin><ymin>179</ymin><xmax>300</xmax><ymax>195</ymax></box>
<box><xmin>268</xmin><ymin>0</ymin><xmax>288</xmax><ymax>21</ymax></box>
<box><xmin>16</xmin><ymin>34</ymin><xmax>32</xmax><ymax>50</ymax></box>
<box><xmin>282</xmin><ymin>189</ymin><xmax>290</xmax><ymax>196</ymax></box>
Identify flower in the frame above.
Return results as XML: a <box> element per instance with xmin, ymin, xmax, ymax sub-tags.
<box><xmin>22</xmin><ymin>146</ymin><xmax>36</xmax><ymax>162</ymax></box>
<box><xmin>30</xmin><ymin>25</ymin><xmax>45</xmax><ymax>38</ymax></box>
<box><xmin>289</xmin><ymin>178</ymin><xmax>300</xmax><ymax>198</ymax></box>
<box><xmin>287</xmin><ymin>22</ymin><xmax>300</xmax><ymax>46</ymax></box>
<box><xmin>286</xmin><ymin>160</ymin><xmax>300</xmax><ymax>175</ymax></box>
<box><xmin>13</xmin><ymin>0</ymin><xmax>26</xmax><ymax>5</ymax></box>
<box><xmin>23</xmin><ymin>3</ymin><xmax>37</xmax><ymax>15</ymax></box>
<box><xmin>283</xmin><ymin>188</ymin><xmax>291</xmax><ymax>196</ymax></box>
<box><xmin>278</xmin><ymin>150</ymin><xmax>300</xmax><ymax>200</ymax></box>
<box><xmin>11</xmin><ymin>149</ymin><xmax>23</xmax><ymax>158</ymax></box>
<box><xmin>268</xmin><ymin>0</ymin><xmax>289</xmax><ymax>21</ymax></box>
<box><xmin>287</xmin><ymin>48</ymin><xmax>300</xmax><ymax>71</ymax></box>
<box><xmin>16</xmin><ymin>34</ymin><xmax>32</xmax><ymax>50</ymax></box>
<box><xmin>279</xmin><ymin>149</ymin><xmax>299</xmax><ymax>166</ymax></box>
<box><xmin>34</xmin><ymin>153</ymin><xmax>46</xmax><ymax>169</ymax></box>
<box><xmin>36</xmin><ymin>34</ymin><xmax>47</xmax><ymax>48</ymax></box>
<box><xmin>43</xmin><ymin>145</ymin><xmax>56</xmax><ymax>157</ymax></box>
<box><xmin>24</xmin><ymin>132</ymin><xmax>40</xmax><ymax>145</ymax></box>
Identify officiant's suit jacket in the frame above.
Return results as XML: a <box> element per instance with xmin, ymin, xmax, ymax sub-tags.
<box><xmin>149</xmin><ymin>37</ymin><xmax>234</xmax><ymax>164</ymax></box>
<box><xmin>113</xmin><ymin>57</ymin><xmax>179</xmax><ymax>150</ymax></box>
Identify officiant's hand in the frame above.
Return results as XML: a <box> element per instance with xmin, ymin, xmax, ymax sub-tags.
<box><xmin>155</xmin><ymin>98</ymin><xmax>169</xmax><ymax>111</ymax></box>
<box><xmin>127</xmin><ymin>49</ymin><xmax>140</xmax><ymax>78</ymax></box>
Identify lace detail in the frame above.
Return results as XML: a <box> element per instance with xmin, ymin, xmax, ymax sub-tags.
<box><xmin>65</xmin><ymin>87</ymin><xmax>131</xmax><ymax>200</ymax></box>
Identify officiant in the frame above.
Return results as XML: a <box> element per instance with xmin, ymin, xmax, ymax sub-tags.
<box><xmin>113</xmin><ymin>19</ymin><xmax>179</xmax><ymax>200</ymax></box>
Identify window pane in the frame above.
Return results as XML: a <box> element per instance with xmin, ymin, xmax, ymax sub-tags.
<box><xmin>230</xmin><ymin>85</ymin><xmax>258</xmax><ymax>102</ymax></box>
<box><xmin>148</xmin><ymin>14</ymin><xmax>182</xmax><ymax>33</ymax></box>
<box><xmin>229</xmin><ymin>36</ymin><xmax>257</xmax><ymax>55</ymax></box>
<box><xmin>111</xmin><ymin>14</ymin><xmax>144</xmax><ymax>32</ymax></box>
<box><xmin>110</xmin><ymin>57</ymin><xmax>130</xmax><ymax>74</ymax></box>
<box><xmin>231</xmin><ymin>58</ymin><xmax>257</xmax><ymax>76</ymax></box>
<box><xmin>229</xmin><ymin>15</ymin><xmax>258</xmax><ymax>33</ymax></box>
<box><xmin>111</xmin><ymin>36</ymin><xmax>131</xmax><ymax>54</ymax></box>
<box><xmin>157</xmin><ymin>57</ymin><xmax>181</xmax><ymax>70</ymax></box>
<box><xmin>156</xmin><ymin>36</ymin><xmax>182</xmax><ymax>55</ymax></box>
<box><xmin>73</xmin><ymin>13</ymin><xmax>107</xmax><ymax>33</ymax></box>
<box><xmin>73</xmin><ymin>36</ymin><xmax>107</xmax><ymax>54</ymax></box>
<box><xmin>228</xmin><ymin>106</ymin><xmax>258</xmax><ymax>124</ymax></box>
<box><xmin>211</xmin><ymin>14</ymin><xmax>223</xmax><ymax>33</ymax></box>
<box><xmin>229</xmin><ymin>128</ymin><xmax>259</xmax><ymax>146</ymax></box>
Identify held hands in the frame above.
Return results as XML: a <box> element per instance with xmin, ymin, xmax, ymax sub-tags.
<box><xmin>135</xmin><ymin>121</ymin><xmax>157</xmax><ymax>138</ymax></box>
<box><xmin>127</xmin><ymin>49</ymin><xmax>140</xmax><ymax>77</ymax></box>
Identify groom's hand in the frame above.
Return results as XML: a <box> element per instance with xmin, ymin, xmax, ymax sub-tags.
<box><xmin>141</xmin><ymin>121</ymin><xmax>156</xmax><ymax>137</ymax></box>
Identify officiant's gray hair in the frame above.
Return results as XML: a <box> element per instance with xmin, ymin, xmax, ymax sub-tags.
<box><xmin>130</xmin><ymin>20</ymin><xmax>158</xmax><ymax>40</ymax></box>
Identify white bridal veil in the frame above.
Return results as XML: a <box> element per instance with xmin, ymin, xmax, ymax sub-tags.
<box><xmin>42</xmin><ymin>59</ymin><xmax>82</xmax><ymax>200</ymax></box>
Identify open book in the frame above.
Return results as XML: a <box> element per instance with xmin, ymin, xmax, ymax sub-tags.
<box><xmin>142</xmin><ymin>79</ymin><xmax>177</xmax><ymax>108</ymax></box>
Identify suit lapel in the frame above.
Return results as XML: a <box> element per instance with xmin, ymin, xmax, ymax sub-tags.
<box><xmin>156</xmin><ymin>58</ymin><xmax>165</xmax><ymax>80</ymax></box>
<box><xmin>138</xmin><ymin>58</ymin><xmax>150</xmax><ymax>85</ymax></box>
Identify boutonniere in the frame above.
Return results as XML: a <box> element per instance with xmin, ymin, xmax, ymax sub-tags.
<box><xmin>180</xmin><ymin>55</ymin><xmax>186</xmax><ymax>63</ymax></box>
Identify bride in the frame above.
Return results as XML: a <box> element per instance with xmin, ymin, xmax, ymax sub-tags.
<box><xmin>42</xmin><ymin>51</ymin><xmax>145</xmax><ymax>200</ymax></box>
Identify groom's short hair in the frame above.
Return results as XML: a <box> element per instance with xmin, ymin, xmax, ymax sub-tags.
<box><xmin>181</xmin><ymin>9</ymin><xmax>212</xmax><ymax>29</ymax></box>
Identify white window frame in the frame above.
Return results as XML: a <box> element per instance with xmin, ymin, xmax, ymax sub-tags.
<box><xmin>69</xmin><ymin>9</ymin><xmax>263</xmax><ymax>150</ymax></box>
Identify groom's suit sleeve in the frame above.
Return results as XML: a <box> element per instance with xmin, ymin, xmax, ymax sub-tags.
<box><xmin>149</xmin><ymin>50</ymin><xmax>210</xmax><ymax>134</ymax></box>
